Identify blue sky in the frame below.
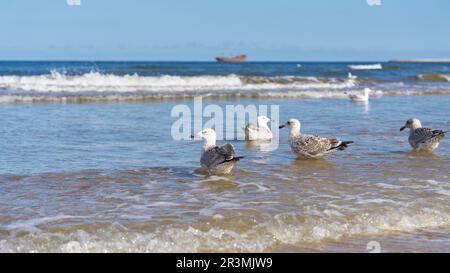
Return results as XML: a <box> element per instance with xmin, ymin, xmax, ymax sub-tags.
<box><xmin>1</xmin><ymin>0</ymin><xmax>450</xmax><ymax>61</ymax></box>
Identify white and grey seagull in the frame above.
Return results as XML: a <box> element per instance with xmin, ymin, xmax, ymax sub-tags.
<box><xmin>244</xmin><ymin>115</ymin><xmax>273</xmax><ymax>141</ymax></box>
<box><xmin>400</xmin><ymin>118</ymin><xmax>446</xmax><ymax>152</ymax></box>
<box><xmin>348</xmin><ymin>88</ymin><xmax>370</xmax><ymax>103</ymax></box>
<box><xmin>279</xmin><ymin>119</ymin><xmax>353</xmax><ymax>159</ymax></box>
<box><xmin>191</xmin><ymin>128</ymin><xmax>243</xmax><ymax>174</ymax></box>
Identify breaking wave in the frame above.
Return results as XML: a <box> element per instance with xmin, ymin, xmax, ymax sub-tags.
<box><xmin>0</xmin><ymin>71</ymin><xmax>354</xmax><ymax>93</ymax></box>
<box><xmin>0</xmin><ymin>204</ymin><xmax>448</xmax><ymax>252</ymax></box>
<box><xmin>1</xmin><ymin>71</ymin><xmax>450</xmax><ymax>104</ymax></box>
<box><xmin>414</xmin><ymin>73</ymin><xmax>450</xmax><ymax>82</ymax></box>
<box><xmin>348</xmin><ymin>64</ymin><xmax>383</xmax><ymax>70</ymax></box>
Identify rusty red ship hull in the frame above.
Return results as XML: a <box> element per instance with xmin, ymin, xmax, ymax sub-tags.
<box><xmin>215</xmin><ymin>55</ymin><xmax>247</xmax><ymax>63</ymax></box>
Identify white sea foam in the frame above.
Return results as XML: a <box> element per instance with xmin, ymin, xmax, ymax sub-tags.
<box><xmin>0</xmin><ymin>205</ymin><xmax>448</xmax><ymax>252</ymax></box>
<box><xmin>3</xmin><ymin>215</ymin><xmax>82</xmax><ymax>233</ymax></box>
<box><xmin>0</xmin><ymin>71</ymin><xmax>354</xmax><ymax>93</ymax></box>
<box><xmin>349</xmin><ymin>64</ymin><xmax>383</xmax><ymax>70</ymax></box>
<box><xmin>1</xmin><ymin>71</ymin><xmax>449</xmax><ymax>104</ymax></box>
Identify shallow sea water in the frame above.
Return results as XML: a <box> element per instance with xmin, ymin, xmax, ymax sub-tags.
<box><xmin>0</xmin><ymin>95</ymin><xmax>449</xmax><ymax>252</ymax></box>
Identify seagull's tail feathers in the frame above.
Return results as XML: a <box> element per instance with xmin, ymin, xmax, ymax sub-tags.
<box><xmin>331</xmin><ymin>141</ymin><xmax>354</xmax><ymax>151</ymax></box>
<box><xmin>225</xmin><ymin>156</ymin><xmax>244</xmax><ymax>163</ymax></box>
<box><xmin>433</xmin><ymin>130</ymin><xmax>447</xmax><ymax>141</ymax></box>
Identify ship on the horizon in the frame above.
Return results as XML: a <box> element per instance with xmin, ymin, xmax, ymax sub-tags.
<box><xmin>215</xmin><ymin>54</ymin><xmax>247</xmax><ymax>63</ymax></box>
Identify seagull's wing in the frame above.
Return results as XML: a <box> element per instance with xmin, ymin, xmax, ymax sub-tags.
<box><xmin>218</xmin><ymin>143</ymin><xmax>235</xmax><ymax>160</ymax></box>
<box><xmin>291</xmin><ymin>135</ymin><xmax>329</xmax><ymax>155</ymax></box>
<box><xmin>244</xmin><ymin>123</ymin><xmax>259</xmax><ymax>140</ymax></box>
<box><xmin>306</xmin><ymin>136</ymin><xmax>340</xmax><ymax>154</ymax></box>
<box><xmin>348</xmin><ymin>94</ymin><xmax>357</xmax><ymax>100</ymax></box>
<box><xmin>292</xmin><ymin>135</ymin><xmax>350</xmax><ymax>155</ymax></box>
<box><xmin>244</xmin><ymin>123</ymin><xmax>258</xmax><ymax>133</ymax></box>
<box><xmin>245</xmin><ymin>123</ymin><xmax>258</xmax><ymax>130</ymax></box>
<box><xmin>200</xmin><ymin>144</ymin><xmax>236</xmax><ymax>169</ymax></box>
<box><xmin>412</xmin><ymin>128</ymin><xmax>446</xmax><ymax>144</ymax></box>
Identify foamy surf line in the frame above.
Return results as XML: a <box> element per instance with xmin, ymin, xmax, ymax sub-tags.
<box><xmin>1</xmin><ymin>89</ymin><xmax>450</xmax><ymax>104</ymax></box>
<box><xmin>349</xmin><ymin>64</ymin><xmax>383</xmax><ymax>70</ymax></box>
<box><xmin>0</xmin><ymin>205</ymin><xmax>449</xmax><ymax>252</ymax></box>
<box><xmin>1</xmin><ymin>71</ymin><xmax>449</xmax><ymax>104</ymax></box>
<box><xmin>0</xmin><ymin>71</ymin><xmax>354</xmax><ymax>93</ymax></box>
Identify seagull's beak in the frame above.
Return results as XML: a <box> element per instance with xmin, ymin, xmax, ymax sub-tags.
<box><xmin>279</xmin><ymin>124</ymin><xmax>286</xmax><ymax>129</ymax></box>
<box><xmin>192</xmin><ymin>131</ymin><xmax>203</xmax><ymax>138</ymax></box>
<box><xmin>400</xmin><ymin>126</ymin><xmax>406</xmax><ymax>131</ymax></box>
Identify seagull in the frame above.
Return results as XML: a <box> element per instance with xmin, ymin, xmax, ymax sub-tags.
<box><xmin>279</xmin><ymin>119</ymin><xmax>353</xmax><ymax>159</ymax></box>
<box><xmin>400</xmin><ymin>118</ymin><xmax>446</xmax><ymax>152</ymax></box>
<box><xmin>244</xmin><ymin>116</ymin><xmax>273</xmax><ymax>141</ymax></box>
<box><xmin>347</xmin><ymin>72</ymin><xmax>357</xmax><ymax>80</ymax></box>
<box><xmin>349</xmin><ymin>88</ymin><xmax>370</xmax><ymax>103</ymax></box>
<box><xmin>191</xmin><ymin>128</ymin><xmax>243</xmax><ymax>174</ymax></box>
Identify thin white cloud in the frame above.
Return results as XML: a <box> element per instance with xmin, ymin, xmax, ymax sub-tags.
<box><xmin>66</xmin><ymin>0</ymin><xmax>81</xmax><ymax>6</ymax></box>
<box><xmin>367</xmin><ymin>0</ymin><xmax>381</xmax><ymax>6</ymax></box>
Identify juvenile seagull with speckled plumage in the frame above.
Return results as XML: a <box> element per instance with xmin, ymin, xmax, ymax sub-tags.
<box><xmin>279</xmin><ymin>118</ymin><xmax>353</xmax><ymax>159</ymax></box>
<box><xmin>191</xmin><ymin>128</ymin><xmax>243</xmax><ymax>174</ymax></box>
<box><xmin>400</xmin><ymin>118</ymin><xmax>447</xmax><ymax>152</ymax></box>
